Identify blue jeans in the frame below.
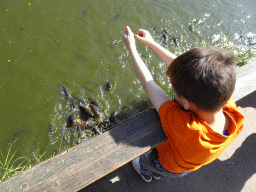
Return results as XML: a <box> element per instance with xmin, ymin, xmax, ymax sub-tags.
<box><xmin>139</xmin><ymin>148</ymin><xmax>191</xmax><ymax>178</ymax></box>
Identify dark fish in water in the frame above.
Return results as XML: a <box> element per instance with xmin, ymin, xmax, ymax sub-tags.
<box><xmin>148</xmin><ymin>25</ymin><xmax>156</xmax><ymax>33</ymax></box>
<box><xmin>61</xmin><ymin>84</ymin><xmax>71</xmax><ymax>97</ymax></box>
<box><xmin>89</xmin><ymin>103</ymin><xmax>99</xmax><ymax>115</ymax></box>
<box><xmin>171</xmin><ymin>36</ymin><xmax>180</xmax><ymax>47</ymax></box>
<box><xmin>113</xmin><ymin>55</ymin><xmax>127</xmax><ymax>64</ymax></box>
<box><xmin>112</xmin><ymin>40</ymin><xmax>121</xmax><ymax>48</ymax></box>
<box><xmin>76</xmin><ymin>138</ymin><xmax>81</xmax><ymax>145</ymax></box>
<box><xmin>73</xmin><ymin>52</ymin><xmax>87</xmax><ymax>62</ymax></box>
<box><xmin>239</xmin><ymin>34</ymin><xmax>256</xmax><ymax>45</ymax></box>
<box><xmin>69</xmin><ymin>102</ymin><xmax>76</xmax><ymax>109</ymax></box>
<box><xmin>109</xmin><ymin>111</ymin><xmax>117</xmax><ymax>122</ymax></box>
<box><xmin>188</xmin><ymin>23</ymin><xmax>193</xmax><ymax>32</ymax></box>
<box><xmin>76</xmin><ymin>124</ymin><xmax>83</xmax><ymax>138</ymax></box>
<box><xmin>73</xmin><ymin>97</ymin><xmax>87</xmax><ymax>106</ymax></box>
<box><xmin>140</xmin><ymin>54</ymin><xmax>146</xmax><ymax>60</ymax></box>
<box><xmin>158</xmin><ymin>25</ymin><xmax>169</xmax><ymax>43</ymax></box>
<box><xmin>161</xmin><ymin>29</ymin><xmax>168</xmax><ymax>44</ymax></box>
<box><xmin>48</xmin><ymin>124</ymin><xmax>53</xmax><ymax>133</ymax></box>
<box><xmin>162</xmin><ymin>29</ymin><xmax>168</xmax><ymax>35</ymax></box>
<box><xmin>92</xmin><ymin>125</ymin><xmax>101</xmax><ymax>135</ymax></box>
<box><xmin>103</xmin><ymin>117</ymin><xmax>110</xmax><ymax>124</ymax></box>
<box><xmin>102</xmin><ymin>117</ymin><xmax>111</xmax><ymax>128</ymax></box>
<box><xmin>90</xmin><ymin>100</ymin><xmax>99</xmax><ymax>107</ymax></box>
<box><xmin>8</xmin><ymin>129</ymin><xmax>25</xmax><ymax>143</ymax></box>
<box><xmin>67</xmin><ymin>114</ymin><xmax>75</xmax><ymax>128</ymax></box>
<box><xmin>81</xmin><ymin>8</ymin><xmax>87</xmax><ymax>17</ymax></box>
<box><xmin>106</xmin><ymin>80</ymin><xmax>112</xmax><ymax>90</ymax></box>
<box><xmin>112</xmin><ymin>13</ymin><xmax>120</xmax><ymax>20</ymax></box>
<box><xmin>79</xmin><ymin>105</ymin><xmax>94</xmax><ymax>119</ymax></box>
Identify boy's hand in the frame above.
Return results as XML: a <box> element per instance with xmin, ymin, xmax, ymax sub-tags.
<box><xmin>135</xmin><ymin>29</ymin><xmax>155</xmax><ymax>47</ymax></box>
<box><xmin>123</xmin><ymin>26</ymin><xmax>136</xmax><ymax>50</ymax></box>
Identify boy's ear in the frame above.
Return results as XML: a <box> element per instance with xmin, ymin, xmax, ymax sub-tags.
<box><xmin>184</xmin><ymin>99</ymin><xmax>190</xmax><ymax>110</ymax></box>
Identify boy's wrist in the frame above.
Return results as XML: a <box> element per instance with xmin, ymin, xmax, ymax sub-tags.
<box><xmin>128</xmin><ymin>45</ymin><xmax>137</xmax><ymax>53</ymax></box>
<box><xmin>148</xmin><ymin>41</ymin><xmax>157</xmax><ymax>49</ymax></box>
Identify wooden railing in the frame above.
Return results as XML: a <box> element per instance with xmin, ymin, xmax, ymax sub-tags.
<box><xmin>0</xmin><ymin>58</ymin><xmax>255</xmax><ymax>192</ymax></box>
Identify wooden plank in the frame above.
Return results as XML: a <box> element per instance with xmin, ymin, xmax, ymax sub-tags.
<box><xmin>0</xmin><ymin>109</ymin><xmax>167</xmax><ymax>192</ymax></box>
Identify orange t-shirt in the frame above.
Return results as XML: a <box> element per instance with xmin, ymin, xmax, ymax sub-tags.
<box><xmin>156</xmin><ymin>98</ymin><xmax>244</xmax><ymax>173</ymax></box>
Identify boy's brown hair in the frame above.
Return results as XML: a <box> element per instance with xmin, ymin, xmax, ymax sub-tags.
<box><xmin>166</xmin><ymin>46</ymin><xmax>237</xmax><ymax>112</ymax></box>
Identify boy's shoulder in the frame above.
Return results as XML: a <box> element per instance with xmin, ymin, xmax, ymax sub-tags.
<box><xmin>158</xmin><ymin>98</ymin><xmax>244</xmax><ymax>130</ymax></box>
<box><xmin>158</xmin><ymin>99</ymin><xmax>196</xmax><ymax>128</ymax></box>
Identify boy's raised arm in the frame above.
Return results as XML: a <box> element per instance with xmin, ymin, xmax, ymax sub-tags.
<box><xmin>123</xmin><ymin>26</ymin><xmax>170</xmax><ymax>111</ymax></box>
<box><xmin>135</xmin><ymin>29</ymin><xmax>177</xmax><ymax>68</ymax></box>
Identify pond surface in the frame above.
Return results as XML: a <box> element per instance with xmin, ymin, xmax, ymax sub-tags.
<box><xmin>0</xmin><ymin>0</ymin><xmax>256</xmax><ymax>171</ymax></box>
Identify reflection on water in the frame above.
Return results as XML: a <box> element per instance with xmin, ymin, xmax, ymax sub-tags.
<box><xmin>0</xmin><ymin>0</ymin><xmax>256</xmax><ymax>176</ymax></box>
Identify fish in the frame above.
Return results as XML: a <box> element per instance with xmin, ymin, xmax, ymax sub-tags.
<box><xmin>61</xmin><ymin>84</ymin><xmax>71</xmax><ymax>97</ymax></box>
<box><xmin>67</xmin><ymin>114</ymin><xmax>75</xmax><ymax>128</ymax></box>
<box><xmin>76</xmin><ymin>124</ymin><xmax>83</xmax><ymax>137</ymax></box>
<box><xmin>188</xmin><ymin>23</ymin><xmax>193</xmax><ymax>32</ymax></box>
<box><xmin>158</xmin><ymin>25</ymin><xmax>168</xmax><ymax>43</ymax></box>
<box><xmin>69</xmin><ymin>102</ymin><xmax>76</xmax><ymax>109</ymax></box>
<box><xmin>113</xmin><ymin>55</ymin><xmax>127</xmax><ymax>64</ymax></box>
<box><xmin>162</xmin><ymin>29</ymin><xmax>168</xmax><ymax>35</ymax></box>
<box><xmin>161</xmin><ymin>29</ymin><xmax>168</xmax><ymax>44</ymax></box>
<box><xmin>171</xmin><ymin>36</ymin><xmax>180</xmax><ymax>47</ymax></box>
<box><xmin>73</xmin><ymin>97</ymin><xmax>87</xmax><ymax>106</ymax></box>
<box><xmin>81</xmin><ymin>8</ymin><xmax>87</xmax><ymax>17</ymax></box>
<box><xmin>109</xmin><ymin>111</ymin><xmax>117</xmax><ymax>122</ymax></box>
<box><xmin>148</xmin><ymin>25</ymin><xmax>156</xmax><ymax>33</ymax></box>
<box><xmin>92</xmin><ymin>125</ymin><xmax>101</xmax><ymax>135</ymax></box>
<box><xmin>76</xmin><ymin>138</ymin><xmax>81</xmax><ymax>145</ymax></box>
<box><xmin>112</xmin><ymin>40</ymin><xmax>122</xmax><ymax>48</ymax></box>
<box><xmin>79</xmin><ymin>105</ymin><xmax>94</xmax><ymax>121</ymax></box>
<box><xmin>89</xmin><ymin>103</ymin><xmax>99</xmax><ymax>115</ymax></box>
<box><xmin>106</xmin><ymin>80</ymin><xmax>112</xmax><ymax>90</ymax></box>
<box><xmin>112</xmin><ymin>13</ymin><xmax>120</xmax><ymax>20</ymax></box>
<box><xmin>8</xmin><ymin>129</ymin><xmax>26</xmax><ymax>143</ymax></box>
<box><xmin>73</xmin><ymin>52</ymin><xmax>87</xmax><ymax>62</ymax></box>
<box><xmin>90</xmin><ymin>100</ymin><xmax>99</xmax><ymax>107</ymax></box>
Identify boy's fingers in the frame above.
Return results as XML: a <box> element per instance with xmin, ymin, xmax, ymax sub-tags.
<box><xmin>138</xmin><ymin>29</ymin><xmax>146</xmax><ymax>32</ymax></box>
<box><xmin>137</xmin><ymin>29</ymin><xmax>146</xmax><ymax>34</ymax></box>
<box><xmin>135</xmin><ymin>35</ymin><xmax>143</xmax><ymax>42</ymax></box>
<box><xmin>126</xmin><ymin>26</ymin><xmax>132</xmax><ymax>35</ymax></box>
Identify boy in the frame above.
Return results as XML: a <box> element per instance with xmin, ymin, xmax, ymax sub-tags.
<box><xmin>122</xmin><ymin>26</ymin><xmax>244</xmax><ymax>182</ymax></box>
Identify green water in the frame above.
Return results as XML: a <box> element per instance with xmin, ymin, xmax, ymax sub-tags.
<box><xmin>0</xmin><ymin>0</ymin><xmax>256</xmax><ymax>174</ymax></box>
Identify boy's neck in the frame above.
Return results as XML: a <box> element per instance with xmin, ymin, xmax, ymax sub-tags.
<box><xmin>174</xmin><ymin>94</ymin><xmax>226</xmax><ymax>128</ymax></box>
<box><xmin>192</xmin><ymin>108</ymin><xmax>224</xmax><ymax>126</ymax></box>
